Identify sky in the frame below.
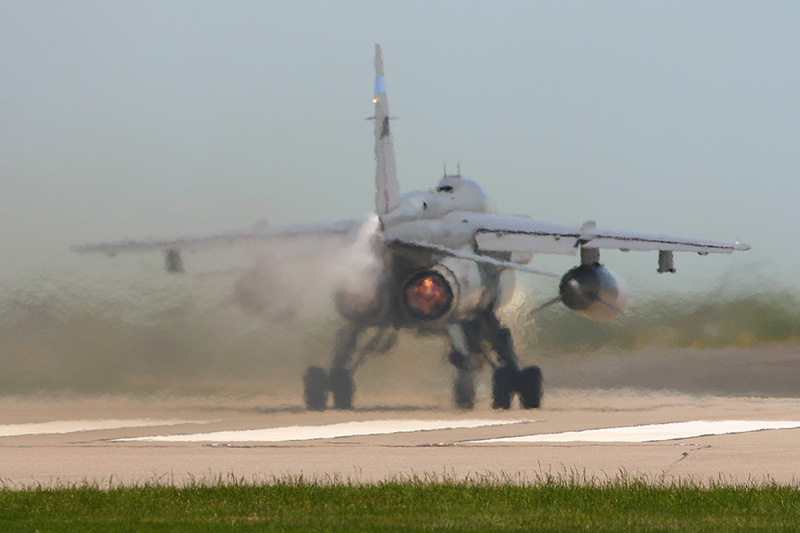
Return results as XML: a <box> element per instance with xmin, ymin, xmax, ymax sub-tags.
<box><xmin>2</xmin><ymin>1</ymin><xmax>799</xmax><ymax>296</ymax></box>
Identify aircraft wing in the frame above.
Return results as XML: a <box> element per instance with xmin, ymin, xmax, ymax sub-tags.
<box><xmin>71</xmin><ymin>218</ymin><xmax>366</xmax><ymax>257</ymax></box>
<box><xmin>467</xmin><ymin>213</ymin><xmax>750</xmax><ymax>256</ymax></box>
<box><xmin>389</xmin><ymin>239</ymin><xmax>560</xmax><ymax>277</ymax></box>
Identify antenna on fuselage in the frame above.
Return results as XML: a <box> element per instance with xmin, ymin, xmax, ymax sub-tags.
<box><xmin>443</xmin><ymin>163</ymin><xmax>462</xmax><ymax>178</ymax></box>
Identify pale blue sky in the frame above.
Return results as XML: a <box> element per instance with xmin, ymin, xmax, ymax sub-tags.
<box><xmin>2</xmin><ymin>1</ymin><xmax>798</xmax><ymax>293</ymax></box>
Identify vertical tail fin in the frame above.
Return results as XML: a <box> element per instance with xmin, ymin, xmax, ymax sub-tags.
<box><xmin>373</xmin><ymin>44</ymin><xmax>401</xmax><ymax>215</ymax></box>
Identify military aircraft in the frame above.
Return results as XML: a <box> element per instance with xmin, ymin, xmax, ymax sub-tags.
<box><xmin>74</xmin><ymin>44</ymin><xmax>750</xmax><ymax>411</ymax></box>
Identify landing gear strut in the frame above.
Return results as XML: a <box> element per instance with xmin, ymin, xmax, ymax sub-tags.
<box><xmin>303</xmin><ymin>323</ymin><xmax>396</xmax><ymax>411</ymax></box>
<box><xmin>447</xmin><ymin>311</ymin><xmax>543</xmax><ymax>410</ymax></box>
<box><xmin>303</xmin><ymin>311</ymin><xmax>542</xmax><ymax>411</ymax></box>
<box><xmin>492</xmin><ymin>318</ymin><xmax>543</xmax><ymax>409</ymax></box>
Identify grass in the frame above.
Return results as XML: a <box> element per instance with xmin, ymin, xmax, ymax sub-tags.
<box><xmin>2</xmin><ymin>476</ymin><xmax>800</xmax><ymax>531</ymax></box>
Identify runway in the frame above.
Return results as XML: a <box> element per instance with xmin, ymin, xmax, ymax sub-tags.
<box><xmin>2</xmin><ymin>389</ymin><xmax>800</xmax><ymax>487</ymax></box>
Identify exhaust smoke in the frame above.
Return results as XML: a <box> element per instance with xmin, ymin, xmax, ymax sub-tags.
<box><xmin>225</xmin><ymin>215</ymin><xmax>383</xmax><ymax>321</ymax></box>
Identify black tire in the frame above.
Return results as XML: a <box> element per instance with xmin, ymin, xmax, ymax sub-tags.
<box><xmin>453</xmin><ymin>369</ymin><xmax>475</xmax><ymax>410</ymax></box>
<box><xmin>303</xmin><ymin>366</ymin><xmax>328</xmax><ymax>411</ymax></box>
<box><xmin>518</xmin><ymin>366</ymin><xmax>543</xmax><ymax>409</ymax></box>
<box><xmin>329</xmin><ymin>366</ymin><xmax>354</xmax><ymax>410</ymax></box>
<box><xmin>492</xmin><ymin>366</ymin><xmax>518</xmax><ymax>410</ymax></box>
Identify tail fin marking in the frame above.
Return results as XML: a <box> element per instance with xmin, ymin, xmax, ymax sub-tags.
<box><xmin>373</xmin><ymin>44</ymin><xmax>401</xmax><ymax>216</ymax></box>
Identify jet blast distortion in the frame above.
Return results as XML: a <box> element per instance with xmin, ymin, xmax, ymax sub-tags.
<box><xmin>72</xmin><ymin>44</ymin><xmax>749</xmax><ymax>411</ymax></box>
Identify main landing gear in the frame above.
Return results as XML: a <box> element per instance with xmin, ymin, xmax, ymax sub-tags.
<box><xmin>303</xmin><ymin>311</ymin><xmax>543</xmax><ymax>411</ymax></box>
<box><xmin>490</xmin><ymin>364</ymin><xmax>543</xmax><ymax>409</ymax></box>
<box><xmin>302</xmin><ymin>311</ymin><xmax>542</xmax><ymax>411</ymax></box>
<box><xmin>303</xmin><ymin>365</ymin><xmax>354</xmax><ymax>411</ymax></box>
<box><xmin>447</xmin><ymin>311</ymin><xmax>543</xmax><ymax>410</ymax></box>
<box><xmin>303</xmin><ymin>324</ymin><xmax>396</xmax><ymax>411</ymax></box>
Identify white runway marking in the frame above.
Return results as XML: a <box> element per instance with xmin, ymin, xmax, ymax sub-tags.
<box><xmin>0</xmin><ymin>419</ymin><xmax>197</xmax><ymax>438</ymax></box>
<box><xmin>473</xmin><ymin>420</ymin><xmax>800</xmax><ymax>443</ymax></box>
<box><xmin>118</xmin><ymin>419</ymin><xmax>533</xmax><ymax>443</ymax></box>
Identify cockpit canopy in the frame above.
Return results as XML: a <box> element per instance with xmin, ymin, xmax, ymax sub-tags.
<box><xmin>435</xmin><ymin>174</ymin><xmax>495</xmax><ymax>213</ymax></box>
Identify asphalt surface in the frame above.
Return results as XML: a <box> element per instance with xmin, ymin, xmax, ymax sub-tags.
<box><xmin>2</xmin><ymin>387</ymin><xmax>800</xmax><ymax>487</ymax></box>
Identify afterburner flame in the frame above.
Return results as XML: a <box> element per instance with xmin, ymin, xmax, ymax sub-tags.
<box><xmin>403</xmin><ymin>271</ymin><xmax>453</xmax><ymax>320</ymax></box>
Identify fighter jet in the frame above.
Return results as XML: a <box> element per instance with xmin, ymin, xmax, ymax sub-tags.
<box><xmin>73</xmin><ymin>44</ymin><xmax>750</xmax><ymax>411</ymax></box>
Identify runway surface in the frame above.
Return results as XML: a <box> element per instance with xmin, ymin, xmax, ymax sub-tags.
<box><xmin>2</xmin><ymin>388</ymin><xmax>800</xmax><ymax>487</ymax></box>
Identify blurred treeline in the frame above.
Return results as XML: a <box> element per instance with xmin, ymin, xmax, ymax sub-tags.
<box><xmin>1</xmin><ymin>280</ymin><xmax>799</xmax><ymax>395</ymax></box>
<box><xmin>528</xmin><ymin>290</ymin><xmax>800</xmax><ymax>354</ymax></box>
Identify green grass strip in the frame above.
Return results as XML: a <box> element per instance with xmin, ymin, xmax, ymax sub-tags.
<box><xmin>1</xmin><ymin>476</ymin><xmax>800</xmax><ymax>532</ymax></box>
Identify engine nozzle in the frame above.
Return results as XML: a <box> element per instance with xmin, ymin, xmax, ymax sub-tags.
<box><xmin>402</xmin><ymin>270</ymin><xmax>454</xmax><ymax>321</ymax></box>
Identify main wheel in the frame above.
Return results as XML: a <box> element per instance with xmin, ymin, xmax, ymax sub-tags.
<box><xmin>518</xmin><ymin>365</ymin><xmax>543</xmax><ymax>409</ymax></box>
<box><xmin>492</xmin><ymin>366</ymin><xmax>518</xmax><ymax>410</ymax></box>
<box><xmin>453</xmin><ymin>368</ymin><xmax>475</xmax><ymax>410</ymax></box>
<box><xmin>303</xmin><ymin>366</ymin><xmax>328</xmax><ymax>411</ymax></box>
<box><xmin>329</xmin><ymin>366</ymin><xmax>354</xmax><ymax>410</ymax></box>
